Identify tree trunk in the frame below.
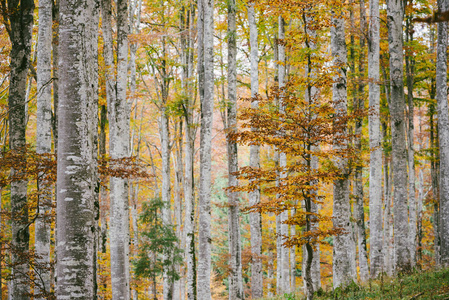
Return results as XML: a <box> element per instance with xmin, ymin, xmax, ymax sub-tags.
<box><xmin>198</xmin><ymin>0</ymin><xmax>214</xmax><ymax>298</ymax></box>
<box><xmin>56</xmin><ymin>0</ymin><xmax>98</xmax><ymax>295</ymax></box>
<box><xmin>368</xmin><ymin>0</ymin><xmax>383</xmax><ymax>278</ymax></box>
<box><xmin>436</xmin><ymin>0</ymin><xmax>449</xmax><ymax>266</ymax></box>
<box><xmin>430</xmin><ymin>104</ymin><xmax>440</xmax><ymax>266</ymax></box>
<box><xmin>159</xmin><ymin>109</ymin><xmax>172</xmax><ymax>300</ymax></box>
<box><xmin>331</xmin><ymin>8</ymin><xmax>354</xmax><ymax>288</ymax></box>
<box><xmin>355</xmin><ymin>0</ymin><xmax>369</xmax><ymax>282</ymax></box>
<box><xmin>184</xmin><ymin>5</ymin><xmax>197</xmax><ymax>300</ymax></box>
<box><xmin>102</xmin><ymin>0</ymin><xmax>131</xmax><ymax>297</ymax></box>
<box><xmin>387</xmin><ymin>0</ymin><xmax>411</xmax><ymax>272</ymax></box>
<box><xmin>227</xmin><ymin>1</ymin><xmax>244</xmax><ymax>299</ymax></box>
<box><xmin>405</xmin><ymin>15</ymin><xmax>417</xmax><ymax>268</ymax></box>
<box><xmin>382</xmin><ymin>123</ymin><xmax>393</xmax><ymax>275</ymax></box>
<box><xmin>7</xmin><ymin>0</ymin><xmax>34</xmax><ymax>297</ymax></box>
<box><xmin>277</xmin><ymin>16</ymin><xmax>290</xmax><ymax>294</ymax></box>
<box><xmin>417</xmin><ymin>115</ymin><xmax>424</xmax><ymax>268</ymax></box>
<box><xmin>303</xmin><ymin>11</ymin><xmax>321</xmax><ymax>296</ymax></box>
<box><xmin>35</xmin><ymin>0</ymin><xmax>52</xmax><ymax>295</ymax></box>
<box><xmin>173</xmin><ymin>122</ymin><xmax>183</xmax><ymax>300</ymax></box>
<box><xmin>248</xmin><ymin>3</ymin><xmax>263</xmax><ymax>299</ymax></box>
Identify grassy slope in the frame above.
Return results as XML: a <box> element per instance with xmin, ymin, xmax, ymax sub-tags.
<box><xmin>266</xmin><ymin>268</ymin><xmax>449</xmax><ymax>300</ymax></box>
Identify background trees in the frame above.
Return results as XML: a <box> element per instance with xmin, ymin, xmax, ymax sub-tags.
<box><xmin>0</xmin><ymin>0</ymin><xmax>449</xmax><ymax>298</ymax></box>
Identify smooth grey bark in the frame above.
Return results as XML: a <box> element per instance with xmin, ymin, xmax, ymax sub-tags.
<box><xmin>197</xmin><ymin>0</ymin><xmax>214</xmax><ymax>298</ymax></box>
<box><xmin>436</xmin><ymin>0</ymin><xmax>449</xmax><ymax>266</ymax></box>
<box><xmin>405</xmin><ymin>16</ymin><xmax>417</xmax><ymax>267</ymax></box>
<box><xmin>227</xmin><ymin>1</ymin><xmax>244</xmax><ymax>299</ymax></box>
<box><xmin>159</xmin><ymin>109</ymin><xmax>172</xmax><ymax>300</ymax></box>
<box><xmin>101</xmin><ymin>0</ymin><xmax>130</xmax><ymax>297</ymax></box>
<box><xmin>248</xmin><ymin>3</ymin><xmax>263</xmax><ymax>299</ymax></box>
<box><xmin>290</xmin><ymin>218</ymin><xmax>296</xmax><ymax>291</ymax></box>
<box><xmin>128</xmin><ymin>0</ymin><xmax>142</xmax><ymax>114</ymax></box>
<box><xmin>173</xmin><ymin>122</ymin><xmax>183</xmax><ymax>300</ymax></box>
<box><xmin>277</xmin><ymin>16</ymin><xmax>290</xmax><ymax>294</ymax></box>
<box><xmin>130</xmin><ymin>104</ymin><xmax>143</xmax><ymax>300</ymax></box>
<box><xmin>354</xmin><ymin>0</ymin><xmax>369</xmax><ymax>282</ymax></box>
<box><xmin>6</xmin><ymin>0</ymin><xmax>34</xmax><ymax>296</ymax></box>
<box><xmin>331</xmin><ymin>9</ymin><xmax>354</xmax><ymax>288</ymax></box>
<box><xmin>368</xmin><ymin>0</ymin><xmax>383</xmax><ymax>278</ymax></box>
<box><xmin>183</xmin><ymin>5</ymin><xmax>197</xmax><ymax>300</ymax></box>
<box><xmin>417</xmin><ymin>168</ymin><xmax>424</xmax><ymax>267</ymax></box>
<box><xmin>56</xmin><ymin>0</ymin><xmax>98</xmax><ymax>295</ymax></box>
<box><xmin>130</xmin><ymin>183</ymin><xmax>139</xmax><ymax>300</ymax></box>
<box><xmin>387</xmin><ymin>0</ymin><xmax>411</xmax><ymax>272</ymax></box>
<box><xmin>35</xmin><ymin>0</ymin><xmax>52</xmax><ymax>295</ymax></box>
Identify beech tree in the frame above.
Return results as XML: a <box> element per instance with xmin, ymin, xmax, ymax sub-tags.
<box><xmin>56</xmin><ymin>0</ymin><xmax>99</xmax><ymax>296</ymax></box>
<box><xmin>387</xmin><ymin>0</ymin><xmax>411</xmax><ymax>272</ymax></box>
<box><xmin>5</xmin><ymin>0</ymin><xmax>34</xmax><ymax>296</ymax></box>
<box><xmin>197</xmin><ymin>0</ymin><xmax>214</xmax><ymax>298</ymax></box>
<box><xmin>436</xmin><ymin>0</ymin><xmax>449</xmax><ymax>266</ymax></box>
<box><xmin>101</xmin><ymin>0</ymin><xmax>131</xmax><ymax>297</ymax></box>
<box><xmin>276</xmin><ymin>16</ymin><xmax>290</xmax><ymax>294</ymax></box>
<box><xmin>331</xmin><ymin>3</ymin><xmax>354</xmax><ymax>288</ymax></box>
<box><xmin>368</xmin><ymin>0</ymin><xmax>383</xmax><ymax>278</ymax></box>
<box><xmin>226</xmin><ymin>0</ymin><xmax>244</xmax><ymax>298</ymax></box>
<box><xmin>35</xmin><ymin>0</ymin><xmax>52</xmax><ymax>294</ymax></box>
<box><xmin>248</xmin><ymin>2</ymin><xmax>263</xmax><ymax>298</ymax></box>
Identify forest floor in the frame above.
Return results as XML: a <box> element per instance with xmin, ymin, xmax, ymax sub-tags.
<box><xmin>267</xmin><ymin>267</ymin><xmax>449</xmax><ymax>299</ymax></box>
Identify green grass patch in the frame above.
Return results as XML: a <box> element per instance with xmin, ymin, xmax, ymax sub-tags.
<box><xmin>265</xmin><ymin>268</ymin><xmax>449</xmax><ymax>299</ymax></box>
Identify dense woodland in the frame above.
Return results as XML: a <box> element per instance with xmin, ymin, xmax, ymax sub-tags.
<box><xmin>0</xmin><ymin>0</ymin><xmax>449</xmax><ymax>298</ymax></box>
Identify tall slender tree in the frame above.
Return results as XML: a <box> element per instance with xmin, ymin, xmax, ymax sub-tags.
<box><xmin>368</xmin><ymin>0</ymin><xmax>383</xmax><ymax>278</ymax></box>
<box><xmin>227</xmin><ymin>0</ymin><xmax>244</xmax><ymax>298</ymax></box>
<box><xmin>198</xmin><ymin>0</ymin><xmax>214</xmax><ymax>298</ymax></box>
<box><xmin>248</xmin><ymin>2</ymin><xmax>263</xmax><ymax>298</ymax></box>
<box><xmin>101</xmin><ymin>0</ymin><xmax>131</xmax><ymax>297</ymax></box>
<box><xmin>331</xmin><ymin>4</ymin><xmax>354</xmax><ymax>288</ymax></box>
<box><xmin>303</xmin><ymin>10</ymin><xmax>321</xmax><ymax>293</ymax></box>
<box><xmin>35</xmin><ymin>0</ymin><xmax>53</xmax><ymax>295</ymax></box>
<box><xmin>387</xmin><ymin>0</ymin><xmax>411</xmax><ymax>272</ymax></box>
<box><xmin>405</xmin><ymin>10</ymin><xmax>417</xmax><ymax>267</ymax></box>
<box><xmin>277</xmin><ymin>16</ymin><xmax>290</xmax><ymax>294</ymax></box>
<box><xmin>436</xmin><ymin>0</ymin><xmax>449</xmax><ymax>266</ymax></box>
<box><xmin>354</xmin><ymin>0</ymin><xmax>369</xmax><ymax>282</ymax></box>
<box><xmin>182</xmin><ymin>5</ymin><xmax>197</xmax><ymax>300</ymax></box>
<box><xmin>5</xmin><ymin>0</ymin><xmax>34</xmax><ymax>296</ymax></box>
